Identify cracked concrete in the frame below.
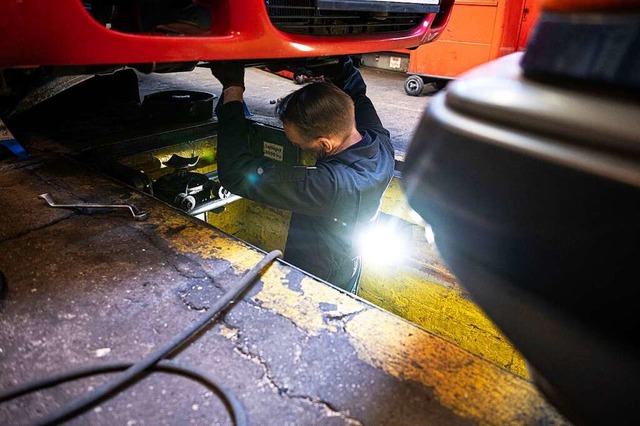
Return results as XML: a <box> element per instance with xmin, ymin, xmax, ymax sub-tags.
<box><xmin>239</xmin><ymin>332</ymin><xmax>362</xmax><ymax>425</ymax></box>
<box><xmin>215</xmin><ymin>291</ymin><xmax>473</xmax><ymax>425</ymax></box>
<box><xmin>0</xmin><ymin>213</ymin><xmax>73</xmax><ymax>244</ymax></box>
<box><xmin>0</xmin><ymin>122</ymin><xmax>568</xmax><ymax>425</ymax></box>
<box><xmin>323</xmin><ymin>310</ymin><xmax>366</xmax><ymax>334</ymax></box>
<box><xmin>230</xmin><ymin>316</ymin><xmax>364</xmax><ymax>426</ymax></box>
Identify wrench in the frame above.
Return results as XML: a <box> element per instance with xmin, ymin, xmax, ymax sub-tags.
<box><xmin>39</xmin><ymin>193</ymin><xmax>149</xmax><ymax>221</ymax></box>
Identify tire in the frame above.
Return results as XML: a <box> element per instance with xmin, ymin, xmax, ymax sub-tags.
<box><xmin>404</xmin><ymin>75</ymin><xmax>424</xmax><ymax>96</ymax></box>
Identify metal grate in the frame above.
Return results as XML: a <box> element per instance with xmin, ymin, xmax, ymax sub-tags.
<box><xmin>265</xmin><ymin>0</ymin><xmax>427</xmax><ymax>36</ymax></box>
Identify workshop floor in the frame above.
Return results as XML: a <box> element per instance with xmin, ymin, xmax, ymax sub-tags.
<box><xmin>0</xmin><ymin>152</ymin><xmax>567</xmax><ymax>425</ymax></box>
<box><xmin>118</xmin><ymin>67</ymin><xmax>529</xmax><ymax>377</ymax></box>
<box><xmin>0</xmin><ymin>68</ymin><xmax>568</xmax><ymax>424</ymax></box>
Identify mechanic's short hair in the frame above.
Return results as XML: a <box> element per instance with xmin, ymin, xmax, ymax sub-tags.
<box><xmin>277</xmin><ymin>81</ymin><xmax>355</xmax><ymax>142</ymax></box>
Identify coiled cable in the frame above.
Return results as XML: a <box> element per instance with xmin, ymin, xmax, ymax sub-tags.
<box><xmin>0</xmin><ymin>250</ymin><xmax>282</xmax><ymax>426</ymax></box>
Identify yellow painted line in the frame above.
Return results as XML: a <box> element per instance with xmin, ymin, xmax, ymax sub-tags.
<box><xmin>346</xmin><ymin>310</ymin><xmax>567</xmax><ymax>424</ymax></box>
<box><xmin>149</xmin><ymin>202</ymin><xmax>563</xmax><ymax>423</ymax></box>
<box><xmin>360</xmin><ymin>268</ymin><xmax>529</xmax><ymax>377</ymax></box>
<box><xmin>151</xmin><ymin>204</ymin><xmax>360</xmax><ymax>335</ymax></box>
<box><xmin>150</xmin><ymin>207</ymin><xmax>264</xmax><ymax>272</ymax></box>
<box><xmin>255</xmin><ymin>270</ymin><xmax>363</xmax><ymax>336</ymax></box>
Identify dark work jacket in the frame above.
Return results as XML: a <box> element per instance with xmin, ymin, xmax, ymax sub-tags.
<box><xmin>216</xmin><ymin>67</ymin><xmax>395</xmax><ymax>291</ymax></box>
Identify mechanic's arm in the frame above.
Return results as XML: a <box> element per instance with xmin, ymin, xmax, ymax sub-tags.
<box><xmin>214</xmin><ymin>86</ymin><xmax>256</xmax><ymax>195</ymax></box>
<box><xmin>326</xmin><ymin>57</ymin><xmax>390</xmax><ymax>138</ymax></box>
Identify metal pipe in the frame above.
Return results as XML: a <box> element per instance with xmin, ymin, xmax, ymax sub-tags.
<box><xmin>190</xmin><ymin>194</ymin><xmax>242</xmax><ymax>215</ymax></box>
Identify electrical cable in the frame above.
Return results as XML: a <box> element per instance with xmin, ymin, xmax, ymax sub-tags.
<box><xmin>0</xmin><ymin>360</ymin><xmax>247</xmax><ymax>426</ymax></box>
<box><xmin>0</xmin><ymin>250</ymin><xmax>282</xmax><ymax>426</ymax></box>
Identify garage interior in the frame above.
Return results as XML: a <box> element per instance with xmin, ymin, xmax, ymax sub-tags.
<box><xmin>0</xmin><ymin>63</ymin><xmax>567</xmax><ymax>425</ymax></box>
<box><xmin>4</xmin><ymin>0</ymin><xmax>639</xmax><ymax>422</ymax></box>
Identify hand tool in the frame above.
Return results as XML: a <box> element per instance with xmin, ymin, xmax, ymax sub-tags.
<box><xmin>39</xmin><ymin>193</ymin><xmax>149</xmax><ymax>221</ymax></box>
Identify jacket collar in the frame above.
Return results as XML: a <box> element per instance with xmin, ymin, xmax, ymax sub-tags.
<box><xmin>323</xmin><ymin>132</ymin><xmax>377</xmax><ymax>166</ymax></box>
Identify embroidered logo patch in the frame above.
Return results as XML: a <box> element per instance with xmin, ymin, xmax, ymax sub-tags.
<box><xmin>263</xmin><ymin>142</ymin><xmax>284</xmax><ymax>162</ymax></box>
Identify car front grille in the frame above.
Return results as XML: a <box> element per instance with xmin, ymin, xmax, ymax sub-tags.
<box><xmin>265</xmin><ymin>0</ymin><xmax>428</xmax><ymax>36</ymax></box>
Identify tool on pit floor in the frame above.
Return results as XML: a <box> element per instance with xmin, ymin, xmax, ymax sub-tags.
<box><xmin>39</xmin><ymin>193</ymin><xmax>149</xmax><ymax>221</ymax></box>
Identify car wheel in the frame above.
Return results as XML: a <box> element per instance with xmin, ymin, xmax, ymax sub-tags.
<box><xmin>404</xmin><ymin>75</ymin><xmax>424</xmax><ymax>96</ymax></box>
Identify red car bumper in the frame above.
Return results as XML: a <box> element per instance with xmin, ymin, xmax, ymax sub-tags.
<box><xmin>0</xmin><ymin>0</ymin><xmax>453</xmax><ymax>68</ymax></box>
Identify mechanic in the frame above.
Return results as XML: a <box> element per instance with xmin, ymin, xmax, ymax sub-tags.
<box><xmin>211</xmin><ymin>57</ymin><xmax>395</xmax><ymax>293</ymax></box>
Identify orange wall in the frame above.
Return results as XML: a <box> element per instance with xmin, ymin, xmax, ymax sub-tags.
<box><xmin>407</xmin><ymin>0</ymin><xmax>538</xmax><ymax>78</ymax></box>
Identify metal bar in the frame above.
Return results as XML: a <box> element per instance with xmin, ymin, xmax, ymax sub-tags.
<box><xmin>190</xmin><ymin>194</ymin><xmax>242</xmax><ymax>216</ymax></box>
<box><xmin>39</xmin><ymin>193</ymin><xmax>149</xmax><ymax>221</ymax></box>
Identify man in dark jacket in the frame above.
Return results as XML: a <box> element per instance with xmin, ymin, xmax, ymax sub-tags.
<box><xmin>212</xmin><ymin>58</ymin><xmax>395</xmax><ymax>293</ymax></box>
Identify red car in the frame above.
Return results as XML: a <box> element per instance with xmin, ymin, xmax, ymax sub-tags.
<box><xmin>0</xmin><ymin>0</ymin><xmax>452</xmax><ymax>70</ymax></box>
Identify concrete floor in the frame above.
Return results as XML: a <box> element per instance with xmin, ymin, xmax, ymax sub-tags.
<box><xmin>136</xmin><ymin>66</ymin><xmax>435</xmax><ymax>159</ymax></box>
<box><xmin>0</xmin><ymin>69</ymin><xmax>569</xmax><ymax>425</ymax></box>
<box><xmin>0</xmin><ymin>150</ymin><xmax>568</xmax><ymax>425</ymax></box>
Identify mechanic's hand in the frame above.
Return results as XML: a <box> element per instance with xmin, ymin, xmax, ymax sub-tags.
<box><xmin>210</xmin><ymin>61</ymin><xmax>245</xmax><ymax>91</ymax></box>
<box><xmin>310</xmin><ymin>56</ymin><xmax>355</xmax><ymax>88</ymax></box>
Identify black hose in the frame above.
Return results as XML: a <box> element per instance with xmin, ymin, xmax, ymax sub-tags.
<box><xmin>0</xmin><ymin>360</ymin><xmax>247</xmax><ymax>426</ymax></box>
<box><xmin>0</xmin><ymin>250</ymin><xmax>281</xmax><ymax>426</ymax></box>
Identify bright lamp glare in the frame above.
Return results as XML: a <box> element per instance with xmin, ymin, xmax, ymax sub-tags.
<box><xmin>357</xmin><ymin>225</ymin><xmax>407</xmax><ymax>266</ymax></box>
